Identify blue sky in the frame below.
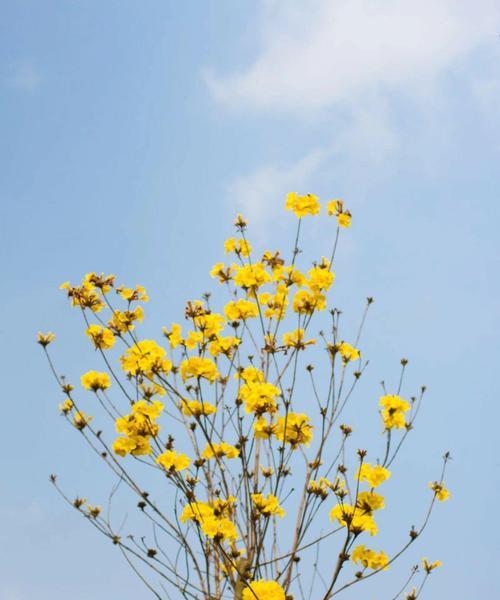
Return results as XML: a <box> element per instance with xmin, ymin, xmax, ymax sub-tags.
<box><xmin>1</xmin><ymin>1</ymin><xmax>500</xmax><ymax>599</ymax></box>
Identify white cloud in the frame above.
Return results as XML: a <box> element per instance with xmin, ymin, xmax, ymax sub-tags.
<box><xmin>211</xmin><ymin>0</ymin><xmax>500</xmax><ymax>224</ymax></box>
<box><xmin>226</xmin><ymin>149</ymin><xmax>326</xmax><ymax>226</ymax></box>
<box><xmin>206</xmin><ymin>0</ymin><xmax>500</xmax><ymax>115</ymax></box>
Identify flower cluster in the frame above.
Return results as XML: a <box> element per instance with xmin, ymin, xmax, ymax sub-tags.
<box><xmin>41</xmin><ymin>193</ymin><xmax>450</xmax><ymax>600</ymax></box>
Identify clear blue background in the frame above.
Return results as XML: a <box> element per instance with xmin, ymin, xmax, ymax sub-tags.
<box><xmin>1</xmin><ymin>2</ymin><xmax>499</xmax><ymax>599</ymax></box>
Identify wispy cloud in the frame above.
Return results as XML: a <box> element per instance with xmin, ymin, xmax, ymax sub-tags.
<box><xmin>206</xmin><ymin>0</ymin><xmax>500</xmax><ymax>116</ymax></box>
<box><xmin>208</xmin><ymin>0</ymin><xmax>500</xmax><ymax>223</ymax></box>
<box><xmin>226</xmin><ymin>149</ymin><xmax>326</xmax><ymax>227</ymax></box>
<box><xmin>5</xmin><ymin>63</ymin><xmax>42</xmax><ymax>93</ymax></box>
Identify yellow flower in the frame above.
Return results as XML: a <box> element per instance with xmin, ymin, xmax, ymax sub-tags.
<box><xmin>193</xmin><ymin>312</ymin><xmax>225</xmax><ymax>337</ymax></box>
<box><xmin>224</xmin><ymin>299</ymin><xmax>259</xmax><ymax>321</ymax></box>
<box><xmin>116</xmin><ymin>284</ymin><xmax>149</xmax><ymax>302</ymax></box>
<box><xmin>120</xmin><ymin>340</ymin><xmax>172</xmax><ymax>376</ymax></box>
<box><xmin>184</xmin><ymin>331</ymin><xmax>203</xmax><ymax>350</ymax></box>
<box><xmin>224</xmin><ymin>238</ymin><xmax>252</xmax><ymax>256</ymax></box>
<box><xmin>422</xmin><ymin>558</ymin><xmax>442</xmax><ymax>573</ymax></box>
<box><xmin>307</xmin><ymin>263</ymin><xmax>334</xmax><ymax>293</ymax></box>
<box><xmin>37</xmin><ymin>331</ymin><xmax>55</xmax><ymax>347</ymax></box>
<box><xmin>58</xmin><ymin>399</ymin><xmax>74</xmax><ymax>414</ymax></box>
<box><xmin>330</xmin><ymin>504</ymin><xmax>378</xmax><ymax>535</ymax></box>
<box><xmin>352</xmin><ymin>545</ymin><xmax>389</xmax><ymax>570</ymax></box>
<box><xmin>379</xmin><ymin>394</ymin><xmax>411</xmax><ymax>430</ymax></box>
<box><xmin>132</xmin><ymin>399</ymin><xmax>164</xmax><ymax>420</ymax></box>
<box><xmin>338</xmin><ymin>342</ymin><xmax>360</xmax><ymax>361</ymax></box>
<box><xmin>180</xmin><ymin>357</ymin><xmax>220</xmax><ymax>383</ymax></box>
<box><xmin>275</xmin><ymin>413</ymin><xmax>313</xmax><ymax>447</ymax></box>
<box><xmin>239</xmin><ymin>239</ymin><xmax>252</xmax><ymax>257</ymax></box>
<box><xmin>234</xmin><ymin>263</ymin><xmax>271</xmax><ymax>290</ymax></box>
<box><xmin>356</xmin><ymin>464</ymin><xmax>391</xmax><ymax>488</ymax></box>
<box><xmin>60</xmin><ymin>278</ymin><xmax>105</xmax><ymax>312</ymax></box>
<box><xmin>292</xmin><ymin>290</ymin><xmax>326</xmax><ymax>314</ymax></box>
<box><xmin>86</xmin><ymin>324</ymin><xmax>116</xmax><ymax>350</ymax></box>
<box><xmin>210</xmin><ymin>262</ymin><xmax>234</xmax><ymax>283</ymax></box>
<box><xmin>162</xmin><ymin>323</ymin><xmax>183</xmax><ymax>349</ymax></box>
<box><xmin>224</xmin><ymin>237</ymin><xmax>237</xmax><ymax>253</ymax></box>
<box><xmin>356</xmin><ymin>491</ymin><xmax>385</xmax><ymax>512</ymax></box>
<box><xmin>81</xmin><ymin>370</ymin><xmax>111</xmax><ymax>392</ymax></box>
<box><xmin>327</xmin><ymin>199</ymin><xmax>352</xmax><ymax>227</ymax></box>
<box><xmin>180</xmin><ymin>501</ymin><xmax>214</xmax><ymax>523</ymax></box>
<box><xmin>285</xmin><ymin>192</ymin><xmax>320</xmax><ymax>218</ymax></box>
<box><xmin>282</xmin><ymin>328</ymin><xmax>316</xmax><ymax>349</ymax></box>
<box><xmin>253</xmin><ymin>417</ymin><xmax>277</xmax><ymax>439</ymax></box>
<box><xmin>237</xmin><ymin>369</ymin><xmax>279</xmax><ymax>415</ymax></box>
<box><xmin>242</xmin><ymin>579</ymin><xmax>286</xmax><ymax>600</ymax></box>
<box><xmin>208</xmin><ymin>335</ymin><xmax>241</xmax><ymax>358</ymax></box>
<box><xmin>201</xmin><ymin>516</ymin><xmax>238</xmax><ymax>542</ymax></box>
<box><xmin>112</xmin><ymin>435</ymin><xmax>152</xmax><ymax>457</ymax></box>
<box><xmin>73</xmin><ymin>411</ymin><xmax>92</xmax><ymax>431</ymax></box>
<box><xmin>202</xmin><ymin>442</ymin><xmax>239</xmax><ymax>460</ymax></box>
<box><xmin>107</xmin><ymin>306</ymin><xmax>144</xmax><ymax>333</ymax></box>
<box><xmin>180</xmin><ymin>399</ymin><xmax>217</xmax><ymax>417</ymax></box>
<box><xmin>156</xmin><ymin>450</ymin><xmax>191</xmax><ymax>472</ymax></box>
<box><xmin>112</xmin><ymin>400</ymin><xmax>163</xmax><ymax>457</ymax></box>
<box><xmin>251</xmin><ymin>493</ymin><xmax>285</xmax><ymax>518</ymax></box>
<box><xmin>429</xmin><ymin>482</ymin><xmax>450</xmax><ymax>502</ymax></box>
<box><xmin>261</xmin><ymin>284</ymin><xmax>289</xmax><ymax>320</ymax></box>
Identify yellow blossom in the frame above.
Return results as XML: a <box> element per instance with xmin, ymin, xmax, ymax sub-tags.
<box><xmin>180</xmin><ymin>501</ymin><xmax>214</xmax><ymax>524</ymax></box>
<box><xmin>330</xmin><ymin>504</ymin><xmax>378</xmax><ymax>535</ymax></box>
<box><xmin>163</xmin><ymin>323</ymin><xmax>183</xmax><ymax>349</ymax></box>
<box><xmin>275</xmin><ymin>413</ymin><xmax>313</xmax><ymax>447</ymax></box>
<box><xmin>234</xmin><ymin>263</ymin><xmax>271</xmax><ymax>290</ymax></box>
<box><xmin>210</xmin><ymin>262</ymin><xmax>234</xmax><ymax>283</ymax></box>
<box><xmin>37</xmin><ymin>331</ymin><xmax>55</xmax><ymax>347</ymax></box>
<box><xmin>156</xmin><ymin>450</ymin><xmax>191</xmax><ymax>472</ymax></box>
<box><xmin>73</xmin><ymin>411</ymin><xmax>92</xmax><ymax>430</ymax></box>
<box><xmin>285</xmin><ymin>192</ymin><xmax>320</xmax><ymax>218</ymax></box>
<box><xmin>238</xmin><ymin>374</ymin><xmax>280</xmax><ymax>414</ymax></box>
<box><xmin>251</xmin><ymin>493</ymin><xmax>285</xmax><ymax>518</ymax></box>
<box><xmin>116</xmin><ymin>284</ymin><xmax>149</xmax><ymax>302</ymax></box>
<box><xmin>379</xmin><ymin>394</ymin><xmax>411</xmax><ymax>430</ymax></box>
<box><xmin>202</xmin><ymin>442</ymin><xmax>239</xmax><ymax>460</ymax></box>
<box><xmin>59</xmin><ymin>399</ymin><xmax>74</xmax><ymax>414</ymax></box>
<box><xmin>253</xmin><ymin>417</ymin><xmax>277</xmax><ymax>439</ymax></box>
<box><xmin>224</xmin><ymin>299</ymin><xmax>259</xmax><ymax>321</ymax></box>
<box><xmin>352</xmin><ymin>545</ymin><xmax>389</xmax><ymax>570</ymax></box>
<box><xmin>108</xmin><ymin>306</ymin><xmax>143</xmax><ymax>333</ymax></box>
<box><xmin>422</xmin><ymin>558</ymin><xmax>442</xmax><ymax>573</ymax></box>
<box><xmin>180</xmin><ymin>357</ymin><xmax>220</xmax><ymax>383</ymax></box>
<box><xmin>208</xmin><ymin>335</ymin><xmax>241</xmax><ymax>358</ymax></box>
<box><xmin>60</xmin><ymin>279</ymin><xmax>105</xmax><ymax>312</ymax></box>
<box><xmin>356</xmin><ymin>464</ymin><xmax>391</xmax><ymax>488</ymax></box>
<box><xmin>201</xmin><ymin>517</ymin><xmax>238</xmax><ymax>542</ymax></box>
<box><xmin>429</xmin><ymin>482</ymin><xmax>450</xmax><ymax>502</ymax></box>
<box><xmin>180</xmin><ymin>399</ymin><xmax>217</xmax><ymax>417</ymax></box>
<box><xmin>356</xmin><ymin>491</ymin><xmax>385</xmax><ymax>512</ymax></box>
<box><xmin>120</xmin><ymin>340</ymin><xmax>172</xmax><ymax>376</ymax></box>
<box><xmin>81</xmin><ymin>370</ymin><xmax>111</xmax><ymax>392</ymax></box>
<box><xmin>86</xmin><ymin>324</ymin><xmax>116</xmax><ymax>350</ymax></box>
<box><xmin>327</xmin><ymin>199</ymin><xmax>352</xmax><ymax>228</ymax></box>
<box><xmin>112</xmin><ymin>435</ymin><xmax>152</xmax><ymax>457</ymax></box>
<box><xmin>292</xmin><ymin>289</ymin><xmax>326</xmax><ymax>314</ymax></box>
<box><xmin>184</xmin><ymin>331</ymin><xmax>203</xmax><ymax>350</ymax></box>
<box><xmin>307</xmin><ymin>261</ymin><xmax>334</xmax><ymax>293</ymax></box>
<box><xmin>338</xmin><ymin>342</ymin><xmax>360</xmax><ymax>361</ymax></box>
<box><xmin>242</xmin><ymin>580</ymin><xmax>286</xmax><ymax>600</ymax></box>
<box><xmin>282</xmin><ymin>328</ymin><xmax>316</xmax><ymax>349</ymax></box>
